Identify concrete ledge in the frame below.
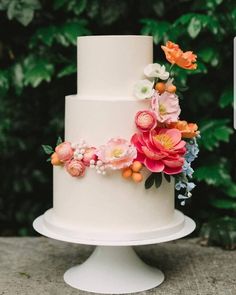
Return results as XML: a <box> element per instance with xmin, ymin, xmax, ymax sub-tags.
<box><xmin>0</xmin><ymin>237</ymin><xmax>235</xmax><ymax>294</ymax></box>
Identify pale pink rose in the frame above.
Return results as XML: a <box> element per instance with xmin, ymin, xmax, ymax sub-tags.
<box><xmin>83</xmin><ymin>147</ymin><xmax>97</xmax><ymax>166</ymax></box>
<box><xmin>55</xmin><ymin>142</ymin><xmax>74</xmax><ymax>162</ymax></box>
<box><xmin>151</xmin><ymin>91</ymin><xmax>181</xmax><ymax>123</ymax></box>
<box><xmin>66</xmin><ymin>159</ymin><xmax>85</xmax><ymax>177</ymax></box>
<box><xmin>96</xmin><ymin>138</ymin><xmax>137</xmax><ymax>170</ymax></box>
<box><xmin>135</xmin><ymin>110</ymin><xmax>157</xmax><ymax>132</ymax></box>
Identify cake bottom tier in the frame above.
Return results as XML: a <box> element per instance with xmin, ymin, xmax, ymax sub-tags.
<box><xmin>52</xmin><ymin>167</ymin><xmax>182</xmax><ymax>238</ymax></box>
<box><xmin>43</xmin><ymin>208</ymin><xmax>185</xmax><ymax>242</ymax></box>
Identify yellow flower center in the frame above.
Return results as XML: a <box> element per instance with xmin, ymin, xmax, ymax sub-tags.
<box><xmin>159</xmin><ymin>103</ymin><xmax>166</xmax><ymax>115</ymax></box>
<box><xmin>111</xmin><ymin>148</ymin><xmax>123</xmax><ymax>158</ymax></box>
<box><xmin>154</xmin><ymin>134</ymin><xmax>174</xmax><ymax>149</ymax></box>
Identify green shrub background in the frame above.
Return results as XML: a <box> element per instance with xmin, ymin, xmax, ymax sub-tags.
<box><xmin>0</xmin><ymin>0</ymin><xmax>235</xmax><ymax>247</ymax></box>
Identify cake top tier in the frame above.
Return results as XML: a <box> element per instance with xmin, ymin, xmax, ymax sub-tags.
<box><xmin>77</xmin><ymin>35</ymin><xmax>153</xmax><ymax>98</ymax></box>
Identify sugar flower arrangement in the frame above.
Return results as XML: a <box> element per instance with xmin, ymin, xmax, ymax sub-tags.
<box><xmin>43</xmin><ymin>41</ymin><xmax>199</xmax><ymax>205</ymax></box>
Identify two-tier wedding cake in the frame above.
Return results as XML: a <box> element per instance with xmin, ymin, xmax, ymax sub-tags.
<box><xmin>42</xmin><ymin>35</ymin><xmax>199</xmax><ymax>241</ymax></box>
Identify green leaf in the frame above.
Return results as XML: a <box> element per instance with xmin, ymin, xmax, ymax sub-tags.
<box><xmin>57</xmin><ymin>63</ymin><xmax>77</xmax><ymax>78</ymax></box>
<box><xmin>56</xmin><ymin>20</ymin><xmax>91</xmax><ymax>46</ymax></box>
<box><xmin>53</xmin><ymin>0</ymin><xmax>68</xmax><ymax>9</ymax></box>
<box><xmin>225</xmin><ymin>184</ymin><xmax>236</xmax><ymax>198</ymax></box>
<box><xmin>174</xmin><ymin>13</ymin><xmax>220</xmax><ymax>37</ymax></box>
<box><xmin>67</xmin><ymin>0</ymin><xmax>87</xmax><ymax>15</ymax></box>
<box><xmin>141</xmin><ymin>19</ymin><xmax>171</xmax><ymax>44</ymax></box>
<box><xmin>23</xmin><ymin>55</ymin><xmax>55</xmax><ymax>87</ymax></box>
<box><xmin>200</xmin><ymin>217</ymin><xmax>236</xmax><ymax>250</ymax></box>
<box><xmin>164</xmin><ymin>174</ymin><xmax>171</xmax><ymax>183</ymax></box>
<box><xmin>30</xmin><ymin>26</ymin><xmax>57</xmax><ymax>47</ymax></box>
<box><xmin>210</xmin><ymin>198</ymin><xmax>236</xmax><ymax>210</ymax></box>
<box><xmin>6</xmin><ymin>0</ymin><xmax>41</xmax><ymax>26</ymax></box>
<box><xmin>154</xmin><ymin>173</ymin><xmax>162</xmax><ymax>188</ymax></box>
<box><xmin>42</xmin><ymin>145</ymin><xmax>54</xmax><ymax>155</ymax></box>
<box><xmin>194</xmin><ymin>158</ymin><xmax>231</xmax><ymax>186</ymax></box>
<box><xmin>56</xmin><ymin>136</ymin><xmax>63</xmax><ymax>146</ymax></box>
<box><xmin>30</xmin><ymin>21</ymin><xmax>90</xmax><ymax>48</ymax></box>
<box><xmin>198</xmin><ymin>47</ymin><xmax>219</xmax><ymax>67</ymax></box>
<box><xmin>0</xmin><ymin>70</ymin><xmax>9</xmax><ymax>97</ymax></box>
<box><xmin>199</xmin><ymin>119</ymin><xmax>233</xmax><ymax>151</ymax></box>
<box><xmin>145</xmin><ymin>173</ymin><xmax>155</xmax><ymax>189</ymax></box>
<box><xmin>188</xmin><ymin>17</ymin><xmax>202</xmax><ymax>38</ymax></box>
<box><xmin>11</xmin><ymin>63</ymin><xmax>24</xmax><ymax>95</ymax></box>
<box><xmin>219</xmin><ymin>88</ymin><xmax>233</xmax><ymax>108</ymax></box>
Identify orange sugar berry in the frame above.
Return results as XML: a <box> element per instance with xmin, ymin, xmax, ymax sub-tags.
<box><xmin>132</xmin><ymin>172</ymin><xmax>143</xmax><ymax>183</ymax></box>
<box><xmin>166</xmin><ymin>84</ymin><xmax>176</xmax><ymax>93</ymax></box>
<box><xmin>122</xmin><ymin>167</ymin><xmax>132</xmax><ymax>179</ymax></box>
<box><xmin>51</xmin><ymin>152</ymin><xmax>61</xmax><ymax>166</ymax></box>
<box><xmin>155</xmin><ymin>82</ymin><xmax>166</xmax><ymax>94</ymax></box>
<box><xmin>131</xmin><ymin>161</ymin><xmax>143</xmax><ymax>172</ymax></box>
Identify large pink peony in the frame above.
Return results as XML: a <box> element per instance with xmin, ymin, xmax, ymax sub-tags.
<box><xmin>96</xmin><ymin>138</ymin><xmax>137</xmax><ymax>170</ymax></box>
<box><xmin>131</xmin><ymin>128</ymin><xmax>186</xmax><ymax>175</ymax></box>
<box><xmin>55</xmin><ymin>142</ymin><xmax>74</xmax><ymax>162</ymax></box>
<box><xmin>152</xmin><ymin>91</ymin><xmax>180</xmax><ymax>123</ymax></box>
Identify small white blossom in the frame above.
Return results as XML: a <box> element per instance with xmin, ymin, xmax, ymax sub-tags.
<box><xmin>133</xmin><ymin>79</ymin><xmax>154</xmax><ymax>99</ymax></box>
<box><xmin>144</xmin><ymin>63</ymin><xmax>169</xmax><ymax>80</ymax></box>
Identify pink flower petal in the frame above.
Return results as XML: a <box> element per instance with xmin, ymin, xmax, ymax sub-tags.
<box><xmin>163</xmin><ymin>165</ymin><xmax>183</xmax><ymax>175</ymax></box>
<box><xmin>144</xmin><ymin>158</ymin><xmax>164</xmax><ymax>172</ymax></box>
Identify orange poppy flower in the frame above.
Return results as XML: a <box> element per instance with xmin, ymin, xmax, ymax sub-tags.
<box><xmin>161</xmin><ymin>41</ymin><xmax>197</xmax><ymax>70</ymax></box>
<box><xmin>167</xmin><ymin>120</ymin><xmax>199</xmax><ymax>138</ymax></box>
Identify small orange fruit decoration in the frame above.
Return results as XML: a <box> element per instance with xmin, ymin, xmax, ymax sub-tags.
<box><xmin>122</xmin><ymin>167</ymin><xmax>133</xmax><ymax>179</ymax></box>
<box><xmin>155</xmin><ymin>82</ymin><xmax>166</xmax><ymax>94</ymax></box>
<box><xmin>132</xmin><ymin>172</ymin><xmax>143</xmax><ymax>183</ymax></box>
<box><xmin>166</xmin><ymin>84</ymin><xmax>176</xmax><ymax>93</ymax></box>
<box><xmin>122</xmin><ymin>161</ymin><xmax>143</xmax><ymax>182</ymax></box>
<box><xmin>131</xmin><ymin>160</ymin><xmax>143</xmax><ymax>172</ymax></box>
<box><xmin>51</xmin><ymin>152</ymin><xmax>61</xmax><ymax>166</ymax></box>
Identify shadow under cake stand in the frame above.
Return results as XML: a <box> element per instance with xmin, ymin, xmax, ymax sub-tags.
<box><xmin>33</xmin><ymin>209</ymin><xmax>195</xmax><ymax>294</ymax></box>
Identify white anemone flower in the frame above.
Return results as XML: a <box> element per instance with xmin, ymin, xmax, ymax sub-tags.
<box><xmin>144</xmin><ymin>63</ymin><xmax>169</xmax><ymax>80</ymax></box>
<box><xmin>133</xmin><ymin>79</ymin><xmax>154</xmax><ymax>99</ymax></box>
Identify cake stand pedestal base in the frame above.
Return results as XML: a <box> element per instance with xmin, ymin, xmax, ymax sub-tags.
<box><xmin>64</xmin><ymin>245</ymin><xmax>164</xmax><ymax>294</ymax></box>
<box><xmin>33</xmin><ymin>212</ymin><xmax>195</xmax><ymax>294</ymax></box>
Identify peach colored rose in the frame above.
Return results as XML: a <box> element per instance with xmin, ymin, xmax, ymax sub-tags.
<box><xmin>83</xmin><ymin>147</ymin><xmax>97</xmax><ymax>166</ymax></box>
<box><xmin>66</xmin><ymin>159</ymin><xmax>85</xmax><ymax>177</ymax></box>
<box><xmin>167</xmin><ymin>121</ymin><xmax>199</xmax><ymax>138</ymax></box>
<box><xmin>161</xmin><ymin>41</ymin><xmax>197</xmax><ymax>70</ymax></box>
<box><xmin>55</xmin><ymin>142</ymin><xmax>74</xmax><ymax>162</ymax></box>
<box><xmin>96</xmin><ymin>138</ymin><xmax>137</xmax><ymax>170</ymax></box>
<box><xmin>135</xmin><ymin>110</ymin><xmax>157</xmax><ymax>132</ymax></box>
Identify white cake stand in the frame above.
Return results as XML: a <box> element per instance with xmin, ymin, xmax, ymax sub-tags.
<box><xmin>33</xmin><ymin>211</ymin><xmax>195</xmax><ymax>294</ymax></box>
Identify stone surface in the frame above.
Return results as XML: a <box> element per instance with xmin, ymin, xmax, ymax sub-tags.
<box><xmin>0</xmin><ymin>237</ymin><xmax>235</xmax><ymax>295</ymax></box>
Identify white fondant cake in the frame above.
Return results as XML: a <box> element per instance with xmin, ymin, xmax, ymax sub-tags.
<box><xmin>46</xmin><ymin>36</ymin><xmax>185</xmax><ymax>240</ymax></box>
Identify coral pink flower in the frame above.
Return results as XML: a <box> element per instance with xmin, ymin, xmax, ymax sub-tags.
<box><xmin>96</xmin><ymin>138</ymin><xmax>137</xmax><ymax>170</ymax></box>
<box><xmin>83</xmin><ymin>147</ymin><xmax>97</xmax><ymax>166</ymax></box>
<box><xmin>55</xmin><ymin>142</ymin><xmax>74</xmax><ymax>162</ymax></box>
<box><xmin>66</xmin><ymin>159</ymin><xmax>85</xmax><ymax>177</ymax></box>
<box><xmin>161</xmin><ymin>41</ymin><xmax>197</xmax><ymax>70</ymax></box>
<box><xmin>152</xmin><ymin>91</ymin><xmax>180</xmax><ymax>123</ymax></box>
<box><xmin>131</xmin><ymin>128</ymin><xmax>186</xmax><ymax>175</ymax></box>
<box><xmin>135</xmin><ymin>110</ymin><xmax>157</xmax><ymax>132</ymax></box>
